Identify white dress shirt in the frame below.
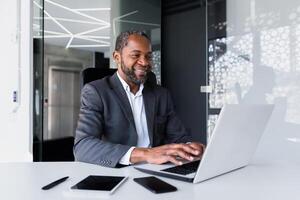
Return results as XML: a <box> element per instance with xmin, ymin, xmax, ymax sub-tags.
<box><xmin>117</xmin><ymin>72</ymin><xmax>150</xmax><ymax>165</ymax></box>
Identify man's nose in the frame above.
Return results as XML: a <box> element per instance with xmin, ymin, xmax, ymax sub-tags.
<box><xmin>137</xmin><ymin>56</ymin><xmax>150</xmax><ymax>66</ymax></box>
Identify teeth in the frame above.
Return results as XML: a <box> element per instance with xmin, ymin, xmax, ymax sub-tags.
<box><xmin>136</xmin><ymin>69</ymin><xmax>146</xmax><ymax>73</ymax></box>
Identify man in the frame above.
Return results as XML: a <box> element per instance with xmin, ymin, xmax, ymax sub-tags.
<box><xmin>74</xmin><ymin>30</ymin><xmax>204</xmax><ymax>168</ymax></box>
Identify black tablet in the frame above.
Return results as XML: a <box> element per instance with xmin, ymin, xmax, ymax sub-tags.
<box><xmin>71</xmin><ymin>175</ymin><xmax>127</xmax><ymax>194</ymax></box>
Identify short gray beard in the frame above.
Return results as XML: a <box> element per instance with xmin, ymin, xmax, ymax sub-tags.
<box><xmin>120</xmin><ymin>60</ymin><xmax>149</xmax><ymax>85</ymax></box>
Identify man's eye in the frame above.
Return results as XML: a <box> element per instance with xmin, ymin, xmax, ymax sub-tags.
<box><xmin>130</xmin><ymin>54</ymin><xmax>139</xmax><ymax>58</ymax></box>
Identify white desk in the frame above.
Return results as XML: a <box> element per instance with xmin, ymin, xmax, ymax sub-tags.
<box><xmin>1</xmin><ymin>130</ymin><xmax>299</xmax><ymax>200</ymax></box>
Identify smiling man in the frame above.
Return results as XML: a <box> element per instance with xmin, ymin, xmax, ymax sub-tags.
<box><xmin>74</xmin><ymin>31</ymin><xmax>204</xmax><ymax>168</ymax></box>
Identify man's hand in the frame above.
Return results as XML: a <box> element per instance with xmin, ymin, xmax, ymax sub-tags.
<box><xmin>130</xmin><ymin>142</ymin><xmax>205</xmax><ymax>165</ymax></box>
<box><xmin>186</xmin><ymin>142</ymin><xmax>206</xmax><ymax>156</ymax></box>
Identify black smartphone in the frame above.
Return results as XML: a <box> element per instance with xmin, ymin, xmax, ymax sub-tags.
<box><xmin>133</xmin><ymin>176</ymin><xmax>177</xmax><ymax>194</ymax></box>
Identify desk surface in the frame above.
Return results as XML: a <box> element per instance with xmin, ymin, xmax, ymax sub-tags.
<box><xmin>0</xmin><ymin>160</ymin><xmax>298</xmax><ymax>200</ymax></box>
<box><xmin>1</xmin><ymin>131</ymin><xmax>299</xmax><ymax>200</ymax></box>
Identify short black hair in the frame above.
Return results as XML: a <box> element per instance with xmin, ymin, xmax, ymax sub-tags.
<box><xmin>114</xmin><ymin>30</ymin><xmax>151</xmax><ymax>52</ymax></box>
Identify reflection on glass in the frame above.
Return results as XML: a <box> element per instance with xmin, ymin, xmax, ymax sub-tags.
<box><xmin>207</xmin><ymin>114</ymin><xmax>219</xmax><ymax>140</ymax></box>
<box><xmin>208</xmin><ymin>0</ymin><xmax>300</xmax><ymax>141</ymax></box>
<box><xmin>208</xmin><ymin>36</ymin><xmax>253</xmax><ymax>108</ymax></box>
<box><xmin>152</xmin><ymin>50</ymin><xmax>161</xmax><ymax>85</ymax></box>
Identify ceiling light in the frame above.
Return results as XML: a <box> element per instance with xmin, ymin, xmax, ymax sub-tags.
<box><xmin>73</xmin><ymin>8</ymin><xmax>111</xmax><ymax>11</ymax></box>
<box><xmin>69</xmin><ymin>44</ymin><xmax>110</xmax><ymax>48</ymax></box>
<box><xmin>34</xmin><ymin>0</ymin><xmax>111</xmax><ymax>50</ymax></box>
<box><xmin>45</xmin><ymin>0</ymin><xmax>109</xmax><ymax>25</ymax></box>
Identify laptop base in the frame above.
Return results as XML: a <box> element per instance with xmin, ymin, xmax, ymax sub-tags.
<box><xmin>134</xmin><ymin>167</ymin><xmax>194</xmax><ymax>183</ymax></box>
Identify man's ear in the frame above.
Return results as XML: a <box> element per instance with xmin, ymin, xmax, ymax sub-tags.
<box><xmin>113</xmin><ymin>51</ymin><xmax>121</xmax><ymax>65</ymax></box>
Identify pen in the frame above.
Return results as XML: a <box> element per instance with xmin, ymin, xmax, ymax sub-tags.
<box><xmin>42</xmin><ymin>176</ymin><xmax>69</xmax><ymax>190</ymax></box>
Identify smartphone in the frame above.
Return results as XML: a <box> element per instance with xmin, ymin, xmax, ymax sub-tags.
<box><xmin>133</xmin><ymin>176</ymin><xmax>177</xmax><ymax>194</ymax></box>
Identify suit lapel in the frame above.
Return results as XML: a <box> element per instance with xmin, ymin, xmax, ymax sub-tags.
<box><xmin>109</xmin><ymin>73</ymin><xmax>136</xmax><ymax>131</ymax></box>
<box><xmin>109</xmin><ymin>73</ymin><xmax>156</xmax><ymax>146</ymax></box>
<box><xmin>143</xmin><ymin>85</ymin><xmax>155</xmax><ymax>146</ymax></box>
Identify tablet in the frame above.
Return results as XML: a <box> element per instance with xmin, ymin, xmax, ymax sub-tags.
<box><xmin>70</xmin><ymin>175</ymin><xmax>127</xmax><ymax>195</ymax></box>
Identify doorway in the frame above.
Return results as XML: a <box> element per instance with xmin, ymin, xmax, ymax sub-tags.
<box><xmin>46</xmin><ymin>66</ymin><xmax>81</xmax><ymax>140</ymax></box>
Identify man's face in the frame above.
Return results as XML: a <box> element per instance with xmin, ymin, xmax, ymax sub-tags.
<box><xmin>115</xmin><ymin>34</ymin><xmax>152</xmax><ymax>85</ymax></box>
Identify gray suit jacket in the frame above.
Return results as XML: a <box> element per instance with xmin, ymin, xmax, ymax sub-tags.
<box><xmin>74</xmin><ymin>73</ymin><xmax>191</xmax><ymax>167</ymax></box>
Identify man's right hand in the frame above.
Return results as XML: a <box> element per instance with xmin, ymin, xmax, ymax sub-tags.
<box><xmin>130</xmin><ymin>143</ymin><xmax>205</xmax><ymax>165</ymax></box>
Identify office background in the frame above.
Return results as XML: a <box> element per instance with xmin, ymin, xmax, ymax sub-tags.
<box><xmin>0</xmin><ymin>0</ymin><xmax>299</xmax><ymax>162</ymax></box>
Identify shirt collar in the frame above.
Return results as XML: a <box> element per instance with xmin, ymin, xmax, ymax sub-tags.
<box><xmin>117</xmin><ymin>71</ymin><xmax>144</xmax><ymax>96</ymax></box>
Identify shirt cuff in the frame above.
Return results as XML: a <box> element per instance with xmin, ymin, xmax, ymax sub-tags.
<box><xmin>119</xmin><ymin>147</ymin><xmax>135</xmax><ymax>165</ymax></box>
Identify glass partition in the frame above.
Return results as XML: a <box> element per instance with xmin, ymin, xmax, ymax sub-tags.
<box><xmin>32</xmin><ymin>0</ymin><xmax>161</xmax><ymax>161</ymax></box>
<box><xmin>33</xmin><ymin>0</ymin><xmax>44</xmax><ymax>161</ymax></box>
<box><xmin>207</xmin><ymin>0</ymin><xmax>300</xmax><ymax>144</ymax></box>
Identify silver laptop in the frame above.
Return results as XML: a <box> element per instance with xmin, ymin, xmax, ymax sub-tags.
<box><xmin>134</xmin><ymin>104</ymin><xmax>274</xmax><ymax>183</ymax></box>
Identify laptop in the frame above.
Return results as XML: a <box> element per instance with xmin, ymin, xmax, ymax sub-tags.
<box><xmin>134</xmin><ymin>104</ymin><xmax>274</xmax><ymax>183</ymax></box>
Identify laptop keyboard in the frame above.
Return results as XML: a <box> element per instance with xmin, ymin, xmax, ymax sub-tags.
<box><xmin>161</xmin><ymin>160</ymin><xmax>201</xmax><ymax>175</ymax></box>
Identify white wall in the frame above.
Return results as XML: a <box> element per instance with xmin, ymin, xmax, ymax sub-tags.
<box><xmin>0</xmin><ymin>0</ymin><xmax>32</xmax><ymax>161</ymax></box>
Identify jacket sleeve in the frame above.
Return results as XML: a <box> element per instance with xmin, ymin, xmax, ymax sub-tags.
<box><xmin>73</xmin><ymin>83</ymin><xmax>131</xmax><ymax>167</ymax></box>
<box><xmin>164</xmin><ymin>90</ymin><xmax>193</xmax><ymax>144</ymax></box>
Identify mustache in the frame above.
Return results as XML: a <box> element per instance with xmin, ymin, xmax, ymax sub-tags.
<box><xmin>133</xmin><ymin>65</ymin><xmax>152</xmax><ymax>72</ymax></box>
